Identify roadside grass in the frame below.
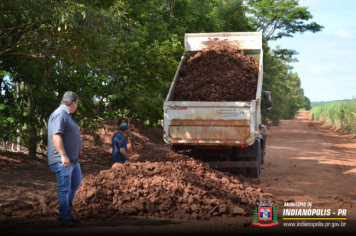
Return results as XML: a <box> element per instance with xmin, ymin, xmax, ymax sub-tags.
<box><xmin>310</xmin><ymin>99</ymin><xmax>356</xmax><ymax>135</ymax></box>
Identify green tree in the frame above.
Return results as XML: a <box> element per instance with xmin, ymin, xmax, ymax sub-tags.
<box><xmin>219</xmin><ymin>0</ymin><xmax>254</xmax><ymax>32</ymax></box>
<box><xmin>261</xmin><ymin>45</ymin><xmax>308</xmax><ymax>123</ymax></box>
<box><xmin>0</xmin><ymin>0</ymin><xmax>320</xmax><ymax>156</ymax></box>
<box><xmin>247</xmin><ymin>0</ymin><xmax>323</xmax><ymax>123</ymax></box>
<box><xmin>247</xmin><ymin>0</ymin><xmax>324</xmax><ymax>41</ymax></box>
<box><xmin>1</xmin><ymin>0</ymin><xmax>183</xmax><ymax>156</ymax></box>
<box><xmin>1</xmin><ymin>0</ymin><xmax>129</xmax><ymax>157</ymax></box>
<box><xmin>0</xmin><ymin>104</ymin><xmax>15</xmax><ymax>150</ymax></box>
<box><xmin>0</xmin><ymin>0</ymin><xmax>126</xmax><ymax>60</ymax></box>
<box><xmin>304</xmin><ymin>96</ymin><xmax>311</xmax><ymax>110</ymax></box>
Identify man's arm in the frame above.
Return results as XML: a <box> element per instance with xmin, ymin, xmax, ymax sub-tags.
<box><xmin>53</xmin><ymin>133</ymin><xmax>70</xmax><ymax>168</ymax></box>
<box><xmin>120</xmin><ymin>148</ymin><xmax>132</xmax><ymax>162</ymax></box>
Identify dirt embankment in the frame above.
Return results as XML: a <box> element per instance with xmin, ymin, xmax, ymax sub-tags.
<box><xmin>173</xmin><ymin>44</ymin><xmax>259</xmax><ymax>101</ymax></box>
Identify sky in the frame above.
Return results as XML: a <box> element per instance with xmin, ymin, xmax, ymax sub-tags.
<box><xmin>268</xmin><ymin>0</ymin><xmax>356</xmax><ymax>102</ymax></box>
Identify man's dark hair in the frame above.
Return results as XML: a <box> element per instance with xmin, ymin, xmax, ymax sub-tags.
<box><xmin>61</xmin><ymin>91</ymin><xmax>79</xmax><ymax>106</ymax></box>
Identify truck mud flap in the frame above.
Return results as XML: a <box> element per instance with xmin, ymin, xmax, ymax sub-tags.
<box><xmin>234</xmin><ymin>138</ymin><xmax>260</xmax><ymax>158</ymax></box>
<box><xmin>208</xmin><ymin>161</ymin><xmax>257</xmax><ymax>168</ymax></box>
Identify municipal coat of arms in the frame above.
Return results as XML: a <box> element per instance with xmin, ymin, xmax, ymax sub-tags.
<box><xmin>252</xmin><ymin>201</ymin><xmax>279</xmax><ymax>227</ymax></box>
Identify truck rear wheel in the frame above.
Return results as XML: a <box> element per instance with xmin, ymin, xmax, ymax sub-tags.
<box><xmin>247</xmin><ymin>157</ymin><xmax>259</xmax><ymax>178</ymax></box>
<box><xmin>237</xmin><ymin>157</ymin><xmax>248</xmax><ymax>177</ymax></box>
<box><xmin>231</xmin><ymin>147</ymin><xmax>248</xmax><ymax>176</ymax></box>
<box><xmin>259</xmin><ymin>149</ymin><xmax>262</xmax><ymax>174</ymax></box>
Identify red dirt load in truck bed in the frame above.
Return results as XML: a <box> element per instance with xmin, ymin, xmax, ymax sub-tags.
<box><xmin>173</xmin><ymin>44</ymin><xmax>259</xmax><ymax>101</ymax></box>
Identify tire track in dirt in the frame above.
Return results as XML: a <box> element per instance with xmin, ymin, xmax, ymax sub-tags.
<box><xmin>309</xmin><ymin>122</ymin><xmax>352</xmax><ymax>180</ymax></box>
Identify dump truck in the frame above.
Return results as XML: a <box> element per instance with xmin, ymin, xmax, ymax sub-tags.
<box><xmin>163</xmin><ymin>32</ymin><xmax>273</xmax><ymax>178</ymax></box>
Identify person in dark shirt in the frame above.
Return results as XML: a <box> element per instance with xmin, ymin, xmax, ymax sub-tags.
<box><xmin>112</xmin><ymin>123</ymin><xmax>133</xmax><ymax>163</ymax></box>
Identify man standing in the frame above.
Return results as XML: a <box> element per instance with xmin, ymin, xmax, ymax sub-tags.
<box><xmin>112</xmin><ymin>123</ymin><xmax>133</xmax><ymax>163</ymax></box>
<box><xmin>48</xmin><ymin>91</ymin><xmax>82</xmax><ymax>227</ymax></box>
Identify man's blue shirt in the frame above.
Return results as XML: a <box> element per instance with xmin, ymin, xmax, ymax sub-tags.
<box><xmin>47</xmin><ymin>105</ymin><xmax>82</xmax><ymax>165</ymax></box>
<box><xmin>112</xmin><ymin>131</ymin><xmax>128</xmax><ymax>164</ymax></box>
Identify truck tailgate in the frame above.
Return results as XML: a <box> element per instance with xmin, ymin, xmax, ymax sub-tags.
<box><xmin>163</xmin><ymin>101</ymin><xmax>257</xmax><ymax>145</ymax></box>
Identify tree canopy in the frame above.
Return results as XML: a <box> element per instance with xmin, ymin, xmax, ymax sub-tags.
<box><xmin>0</xmin><ymin>0</ymin><xmax>127</xmax><ymax>60</ymax></box>
<box><xmin>0</xmin><ymin>0</ymin><xmax>322</xmax><ymax>155</ymax></box>
<box><xmin>247</xmin><ymin>0</ymin><xmax>324</xmax><ymax>41</ymax></box>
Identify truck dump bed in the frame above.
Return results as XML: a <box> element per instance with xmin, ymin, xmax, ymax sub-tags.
<box><xmin>163</xmin><ymin>32</ymin><xmax>263</xmax><ymax>147</ymax></box>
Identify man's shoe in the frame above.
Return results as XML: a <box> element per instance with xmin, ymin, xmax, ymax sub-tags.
<box><xmin>58</xmin><ymin>216</ymin><xmax>81</xmax><ymax>223</ymax></box>
<box><xmin>61</xmin><ymin>220</ymin><xmax>76</xmax><ymax>227</ymax></box>
<box><xmin>71</xmin><ymin>216</ymin><xmax>81</xmax><ymax>224</ymax></box>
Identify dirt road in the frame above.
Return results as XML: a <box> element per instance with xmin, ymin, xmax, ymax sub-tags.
<box><xmin>260</xmin><ymin>111</ymin><xmax>356</xmax><ymax>210</ymax></box>
<box><xmin>1</xmin><ymin>111</ymin><xmax>356</xmax><ymax>235</ymax></box>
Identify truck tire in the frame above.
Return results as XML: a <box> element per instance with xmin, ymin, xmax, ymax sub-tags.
<box><xmin>259</xmin><ymin>148</ymin><xmax>262</xmax><ymax>174</ymax></box>
<box><xmin>248</xmin><ymin>140</ymin><xmax>261</xmax><ymax>178</ymax></box>
<box><xmin>260</xmin><ymin>140</ymin><xmax>265</xmax><ymax>165</ymax></box>
<box><xmin>231</xmin><ymin>147</ymin><xmax>248</xmax><ymax>176</ymax></box>
<box><xmin>261</xmin><ymin>147</ymin><xmax>265</xmax><ymax>165</ymax></box>
<box><xmin>247</xmin><ymin>156</ymin><xmax>260</xmax><ymax>178</ymax></box>
<box><xmin>238</xmin><ymin>157</ymin><xmax>248</xmax><ymax>177</ymax></box>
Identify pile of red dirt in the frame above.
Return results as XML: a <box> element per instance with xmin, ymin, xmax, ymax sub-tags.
<box><xmin>0</xmin><ymin>120</ymin><xmax>274</xmax><ymax>221</ymax></box>
<box><xmin>173</xmin><ymin>44</ymin><xmax>259</xmax><ymax>101</ymax></box>
<box><xmin>0</xmin><ymin>152</ymin><xmax>274</xmax><ymax>221</ymax></box>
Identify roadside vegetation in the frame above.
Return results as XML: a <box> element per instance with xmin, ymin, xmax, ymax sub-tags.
<box><xmin>310</xmin><ymin>101</ymin><xmax>336</xmax><ymax>108</ymax></box>
<box><xmin>310</xmin><ymin>99</ymin><xmax>356</xmax><ymax>135</ymax></box>
<box><xmin>310</xmin><ymin>100</ymin><xmax>353</xmax><ymax>108</ymax></box>
<box><xmin>1</xmin><ymin>0</ymin><xmax>323</xmax><ymax>156</ymax></box>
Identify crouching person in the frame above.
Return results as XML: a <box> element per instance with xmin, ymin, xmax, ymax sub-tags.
<box><xmin>112</xmin><ymin>123</ymin><xmax>133</xmax><ymax>164</ymax></box>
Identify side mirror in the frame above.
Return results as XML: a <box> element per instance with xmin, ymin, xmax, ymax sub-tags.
<box><xmin>263</xmin><ymin>91</ymin><xmax>273</xmax><ymax>110</ymax></box>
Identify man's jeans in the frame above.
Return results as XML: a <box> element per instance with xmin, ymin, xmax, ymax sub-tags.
<box><xmin>50</xmin><ymin>161</ymin><xmax>82</xmax><ymax>221</ymax></box>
